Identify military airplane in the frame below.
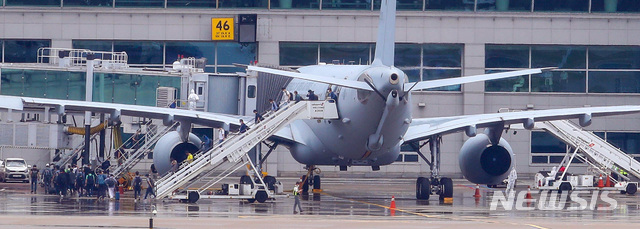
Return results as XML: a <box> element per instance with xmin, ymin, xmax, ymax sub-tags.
<box><xmin>2</xmin><ymin>0</ymin><xmax>640</xmax><ymax>201</ymax></box>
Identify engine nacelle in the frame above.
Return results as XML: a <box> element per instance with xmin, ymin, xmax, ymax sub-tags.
<box><xmin>153</xmin><ymin>131</ymin><xmax>202</xmax><ymax>176</ymax></box>
<box><xmin>459</xmin><ymin>133</ymin><xmax>514</xmax><ymax>185</ymax></box>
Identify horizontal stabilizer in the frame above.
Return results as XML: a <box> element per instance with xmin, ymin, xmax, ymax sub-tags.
<box><xmin>405</xmin><ymin>68</ymin><xmax>548</xmax><ymax>91</ymax></box>
<box><xmin>248</xmin><ymin>65</ymin><xmax>373</xmax><ymax>91</ymax></box>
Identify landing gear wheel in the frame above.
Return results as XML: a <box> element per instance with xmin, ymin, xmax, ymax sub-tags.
<box><xmin>301</xmin><ymin>175</ymin><xmax>309</xmax><ymax>194</ymax></box>
<box><xmin>626</xmin><ymin>183</ymin><xmax>637</xmax><ymax>195</ymax></box>
<box><xmin>255</xmin><ymin>190</ymin><xmax>268</xmax><ymax>203</ymax></box>
<box><xmin>416</xmin><ymin>177</ymin><xmax>430</xmax><ymax>200</ymax></box>
<box><xmin>439</xmin><ymin>177</ymin><xmax>453</xmax><ymax>200</ymax></box>
<box><xmin>313</xmin><ymin>175</ymin><xmax>321</xmax><ymax>190</ymax></box>
<box><xmin>558</xmin><ymin>182</ymin><xmax>572</xmax><ymax>194</ymax></box>
<box><xmin>187</xmin><ymin>191</ymin><xmax>200</xmax><ymax>203</ymax></box>
<box><xmin>240</xmin><ymin>175</ymin><xmax>254</xmax><ymax>188</ymax></box>
<box><xmin>263</xmin><ymin>176</ymin><xmax>277</xmax><ymax>191</ymax></box>
<box><xmin>247</xmin><ymin>198</ymin><xmax>256</xmax><ymax>203</ymax></box>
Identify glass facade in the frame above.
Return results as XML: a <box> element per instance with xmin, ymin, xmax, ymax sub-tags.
<box><xmin>73</xmin><ymin>40</ymin><xmax>256</xmax><ymax>73</ymax></box>
<box><xmin>93</xmin><ymin>73</ymin><xmax>181</xmax><ymax>106</ymax></box>
<box><xmin>1</xmin><ymin>0</ymin><xmax>636</xmax><ymax>13</ymax></box>
<box><xmin>1</xmin><ymin>68</ymin><xmax>86</xmax><ymax>100</ymax></box>
<box><xmin>1</xmin><ymin>40</ymin><xmax>52</xmax><ymax>63</ymax></box>
<box><xmin>280</xmin><ymin>42</ymin><xmax>463</xmax><ymax>91</ymax></box>
<box><xmin>486</xmin><ymin>45</ymin><xmax>640</xmax><ymax>94</ymax></box>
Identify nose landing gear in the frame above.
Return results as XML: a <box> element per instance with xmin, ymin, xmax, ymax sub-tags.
<box><xmin>301</xmin><ymin>165</ymin><xmax>322</xmax><ymax>195</ymax></box>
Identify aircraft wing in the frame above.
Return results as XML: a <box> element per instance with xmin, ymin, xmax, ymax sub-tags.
<box><xmin>247</xmin><ymin>65</ymin><xmax>374</xmax><ymax>91</ymax></box>
<box><xmin>403</xmin><ymin>105</ymin><xmax>640</xmax><ymax>143</ymax></box>
<box><xmin>0</xmin><ymin>95</ymin><xmax>246</xmax><ymax>129</ymax></box>
<box><xmin>404</xmin><ymin>68</ymin><xmax>545</xmax><ymax>91</ymax></box>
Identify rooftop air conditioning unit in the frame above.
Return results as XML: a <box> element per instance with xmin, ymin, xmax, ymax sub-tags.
<box><xmin>156</xmin><ymin>87</ymin><xmax>177</xmax><ymax>108</ymax></box>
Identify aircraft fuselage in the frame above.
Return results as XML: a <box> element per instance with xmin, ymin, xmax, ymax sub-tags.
<box><xmin>284</xmin><ymin>64</ymin><xmax>412</xmax><ymax>167</ymax></box>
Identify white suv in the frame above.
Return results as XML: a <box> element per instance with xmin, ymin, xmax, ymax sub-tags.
<box><xmin>1</xmin><ymin>158</ymin><xmax>30</xmax><ymax>183</ymax></box>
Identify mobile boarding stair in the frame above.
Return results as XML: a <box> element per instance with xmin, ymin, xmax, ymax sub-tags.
<box><xmin>154</xmin><ymin>101</ymin><xmax>339</xmax><ymax>203</ymax></box>
<box><xmin>55</xmin><ymin>134</ymin><xmax>99</xmax><ymax>168</ymax></box>
<box><xmin>111</xmin><ymin>122</ymin><xmax>179</xmax><ymax>177</ymax></box>
<box><xmin>535</xmin><ymin>120</ymin><xmax>640</xmax><ymax>194</ymax></box>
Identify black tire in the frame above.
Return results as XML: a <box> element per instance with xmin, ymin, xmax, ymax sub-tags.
<box><xmin>255</xmin><ymin>190</ymin><xmax>268</xmax><ymax>203</ymax></box>
<box><xmin>626</xmin><ymin>183</ymin><xmax>637</xmax><ymax>195</ymax></box>
<box><xmin>416</xmin><ymin>177</ymin><xmax>430</xmax><ymax>200</ymax></box>
<box><xmin>558</xmin><ymin>182</ymin><xmax>572</xmax><ymax>194</ymax></box>
<box><xmin>439</xmin><ymin>177</ymin><xmax>453</xmax><ymax>200</ymax></box>
<box><xmin>240</xmin><ymin>175</ymin><xmax>254</xmax><ymax>188</ymax></box>
<box><xmin>263</xmin><ymin>176</ymin><xmax>277</xmax><ymax>190</ymax></box>
<box><xmin>187</xmin><ymin>191</ymin><xmax>200</xmax><ymax>203</ymax></box>
<box><xmin>301</xmin><ymin>175</ymin><xmax>309</xmax><ymax>194</ymax></box>
<box><xmin>247</xmin><ymin>198</ymin><xmax>256</xmax><ymax>203</ymax></box>
<box><xmin>313</xmin><ymin>175</ymin><xmax>321</xmax><ymax>190</ymax></box>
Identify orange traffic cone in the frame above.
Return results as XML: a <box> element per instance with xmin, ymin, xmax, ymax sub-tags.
<box><xmin>390</xmin><ymin>196</ymin><xmax>396</xmax><ymax>216</ymax></box>
<box><xmin>597</xmin><ymin>174</ymin><xmax>604</xmax><ymax>188</ymax></box>
<box><xmin>605</xmin><ymin>175</ymin><xmax>613</xmax><ymax>187</ymax></box>
<box><xmin>525</xmin><ymin>186</ymin><xmax>532</xmax><ymax>199</ymax></box>
<box><xmin>473</xmin><ymin>184</ymin><xmax>481</xmax><ymax>198</ymax></box>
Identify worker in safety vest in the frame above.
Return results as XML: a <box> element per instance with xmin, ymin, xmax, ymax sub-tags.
<box><xmin>293</xmin><ymin>182</ymin><xmax>303</xmax><ymax>214</ymax></box>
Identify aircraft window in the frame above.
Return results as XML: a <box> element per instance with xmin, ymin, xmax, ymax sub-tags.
<box><xmin>247</xmin><ymin>85</ymin><xmax>256</xmax><ymax>98</ymax></box>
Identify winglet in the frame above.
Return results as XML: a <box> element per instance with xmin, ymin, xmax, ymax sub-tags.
<box><xmin>371</xmin><ymin>0</ymin><xmax>396</xmax><ymax>67</ymax></box>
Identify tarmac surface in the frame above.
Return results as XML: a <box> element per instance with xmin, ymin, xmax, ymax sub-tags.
<box><xmin>0</xmin><ymin>177</ymin><xmax>639</xmax><ymax>228</ymax></box>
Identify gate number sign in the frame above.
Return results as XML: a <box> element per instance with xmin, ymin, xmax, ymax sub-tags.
<box><xmin>211</xmin><ymin>18</ymin><xmax>234</xmax><ymax>40</ymax></box>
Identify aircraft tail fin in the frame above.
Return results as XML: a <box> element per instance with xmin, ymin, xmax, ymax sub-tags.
<box><xmin>371</xmin><ymin>0</ymin><xmax>396</xmax><ymax>67</ymax></box>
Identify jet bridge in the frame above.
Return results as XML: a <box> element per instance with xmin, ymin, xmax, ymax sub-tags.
<box><xmin>537</xmin><ymin>120</ymin><xmax>640</xmax><ymax>182</ymax></box>
<box><xmin>154</xmin><ymin>101</ymin><xmax>339</xmax><ymax>202</ymax></box>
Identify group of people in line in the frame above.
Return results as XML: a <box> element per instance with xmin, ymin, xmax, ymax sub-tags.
<box><xmin>29</xmin><ymin>162</ymin><xmax>156</xmax><ymax>200</ymax></box>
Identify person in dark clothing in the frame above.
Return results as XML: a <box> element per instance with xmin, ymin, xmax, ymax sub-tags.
<box><xmin>239</xmin><ymin>119</ymin><xmax>249</xmax><ymax>133</ymax></box>
<box><xmin>42</xmin><ymin>164</ymin><xmax>53</xmax><ymax>194</ymax></box>
<box><xmin>85</xmin><ymin>171</ymin><xmax>96</xmax><ymax>197</ymax></box>
<box><xmin>133</xmin><ymin>171</ymin><xmax>143</xmax><ymax>200</ymax></box>
<box><xmin>294</xmin><ymin>91</ymin><xmax>303</xmax><ymax>103</ymax></box>
<box><xmin>144</xmin><ymin>174</ymin><xmax>155</xmax><ymax>199</ymax></box>
<box><xmin>253</xmin><ymin>110</ymin><xmax>263</xmax><ymax>124</ymax></box>
<box><xmin>101</xmin><ymin>157</ymin><xmax>111</xmax><ymax>174</ymax></box>
<box><xmin>327</xmin><ymin>88</ymin><xmax>338</xmax><ymax>102</ymax></box>
<box><xmin>30</xmin><ymin>165</ymin><xmax>39</xmax><ymax>194</ymax></box>
<box><xmin>75</xmin><ymin>169</ymin><xmax>85</xmax><ymax>197</ymax></box>
<box><xmin>307</xmin><ymin>90</ymin><xmax>318</xmax><ymax>101</ymax></box>
<box><xmin>56</xmin><ymin>170</ymin><xmax>70</xmax><ymax>197</ymax></box>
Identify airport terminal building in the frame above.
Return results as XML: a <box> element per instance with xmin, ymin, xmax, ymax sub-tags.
<box><xmin>1</xmin><ymin>0</ymin><xmax>640</xmax><ymax>178</ymax></box>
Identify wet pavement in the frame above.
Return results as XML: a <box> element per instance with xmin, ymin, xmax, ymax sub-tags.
<box><xmin>1</xmin><ymin>178</ymin><xmax>639</xmax><ymax>228</ymax></box>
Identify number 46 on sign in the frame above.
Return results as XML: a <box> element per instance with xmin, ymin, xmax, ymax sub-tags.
<box><xmin>211</xmin><ymin>18</ymin><xmax>234</xmax><ymax>41</ymax></box>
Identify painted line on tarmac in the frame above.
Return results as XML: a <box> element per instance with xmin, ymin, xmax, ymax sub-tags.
<box><xmin>320</xmin><ymin>191</ymin><xmax>549</xmax><ymax>229</ymax></box>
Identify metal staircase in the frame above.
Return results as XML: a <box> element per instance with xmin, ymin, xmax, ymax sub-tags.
<box><xmin>538</xmin><ymin>120</ymin><xmax>640</xmax><ymax>180</ymax></box>
<box><xmin>55</xmin><ymin>134</ymin><xmax>98</xmax><ymax>168</ymax></box>
<box><xmin>111</xmin><ymin>122</ymin><xmax>178</xmax><ymax>177</ymax></box>
<box><xmin>155</xmin><ymin>101</ymin><xmax>339</xmax><ymax>199</ymax></box>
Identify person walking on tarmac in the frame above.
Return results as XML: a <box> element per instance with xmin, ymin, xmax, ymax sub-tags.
<box><xmin>144</xmin><ymin>174</ymin><xmax>156</xmax><ymax>199</ymax></box>
<box><xmin>293</xmin><ymin>182</ymin><xmax>303</xmax><ymax>214</ymax></box>
<box><xmin>133</xmin><ymin>171</ymin><xmax>143</xmax><ymax>200</ymax></box>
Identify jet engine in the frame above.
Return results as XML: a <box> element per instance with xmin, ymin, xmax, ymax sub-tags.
<box><xmin>153</xmin><ymin>131</ymin><xmax>202</xmax><ymax>176</ymax></box>
<box><xmin>458</xmin><ymin>133</ymin><xmax>514</xmax><ymax>185</ymax></box>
